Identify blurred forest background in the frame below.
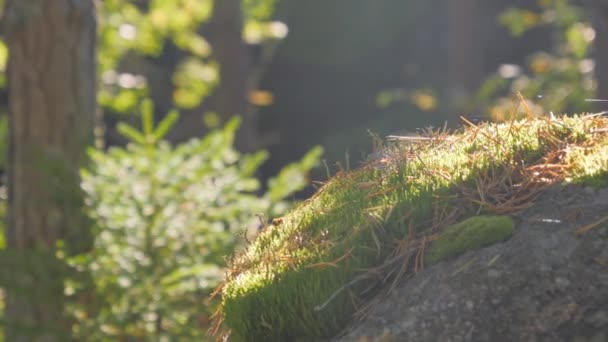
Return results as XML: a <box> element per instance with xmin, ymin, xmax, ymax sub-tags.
<box><xmin>0</xmin><ymin>0</ymin><xmax>606</xmax><ymax>340</ymax></box>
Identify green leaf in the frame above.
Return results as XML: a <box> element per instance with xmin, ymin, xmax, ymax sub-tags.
<box><xmin>266</xmin><ymin>146</ymin><xmax>323</xmax><ymax>201</ymax></box>
<box><xmin>172</xmin><ymin>58</ymin><xmax>217</xmax><ymax>109</ymax></box>
<box><xmin>240</xmin><ymin>150</ymin><xmax>269</xmax><ymax>176</ymax></box>
<box><xmin>107</xmin><ymin>90</ymin><xmax>139</xmax><ymax>113</ymax></box>
<box><xmin>299</xmin><ymin>146</ymin><xmax>324</xmax><ymax>169</ymax></box>
<box><xmin>498</xmin><ymin>8</ymin><xmax>540</xmax><ymax>37</ymax></box>
<box><xmin>117</xmin><ymin>122</ymin><xmax>146</xmax><ymax>144</ymax></box>
<box><xmin>153</xmin><ymin>109</ymin><xmax>180</xmax><ymax>141</ymax></box>
<box><xmin>141</xmin><ymin>99</ymin><xmax>154</xmax><ymax>136</ymax></box>
<box><xmin>224</xmin><ymin>117</ymin><xmax>241</xmax><ymax>135</ymax></box>
<box><xmin>566</xmin><ymin>24</ymin><xmax>589</xmax><ymax>59</ymax></box>
<box><xmin>0</xmin><ymin>40</ymin><xmax>8</xmax><ymax>71</ymax></box>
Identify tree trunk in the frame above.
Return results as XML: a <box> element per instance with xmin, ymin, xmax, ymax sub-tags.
<box><xmin>585</xmin><ymin>0</ymin><xmax>608</xmax><ymax>104</ymax></box>
<box><xmin>445</xmin><ymin>0</ymin><xmax>483</xmax><ymax>108</ymax></box>
<box><xmin>208</xmin><ymin>0</ymin><xmax>257</xmax><ymax>152</ymax></box>
<box><xmin>1</xmin><ymin>0</ymin><xmax>96</xmax><ymax>340</ymax></box>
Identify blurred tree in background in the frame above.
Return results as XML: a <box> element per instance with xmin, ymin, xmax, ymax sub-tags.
<box><xmin>0</xmin><ymin>1</ymin><xmax>96</xmax><ymax>340</ymax></box>
<box><xmin>0</xmin><ymin>0</ymin><xmax>606</xmax><ymax>339</ymax></box>
<box><xmin>584</xmin><ymin>0</ymin><xmax>608</xmax><ymax>102</ymax></box>
<box><xmin>97</xmin><ymin>0</ymin><xmax>286</xmax><ymax>152</ymax></box>
<box><xmin>475</xmin><ymin>0</ymin><xmax>597</xmax><ymax>119</ymax></box>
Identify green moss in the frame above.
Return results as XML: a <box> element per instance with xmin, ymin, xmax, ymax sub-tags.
<box><xmin>568</xmin><ymin>141</ymin><xmax>608</xmax><ymax>188</ymax></box>
<box><xmin>218</xmin><ymin>115</ymin><xmax>608</xmax><ymax>341</ymax></box>
<box><xmin>426</xmin><ymin>215</ymin><xmax>515</xmax><ymax>264</ymax></box>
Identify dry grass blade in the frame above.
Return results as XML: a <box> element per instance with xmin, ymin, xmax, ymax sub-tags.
<box><xmin>386</xmin><ymin>135</ymin><xmax>455</xmax><ymax>142</ymax></box>
<box><xmin>575</xmin><ymin>215</ymin><xmax>608</xmax><ymax>236</ymax></box>
<box><xmin>305</xmin><ymin>247</ymin><xmax>354</xmax><ymax>269</ymax></box>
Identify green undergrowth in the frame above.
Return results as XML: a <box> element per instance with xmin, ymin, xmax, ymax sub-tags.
<box><xmin>216</xmin><ymin>115</ymin><xmax>608</xmax><ymax>341</ymax></box>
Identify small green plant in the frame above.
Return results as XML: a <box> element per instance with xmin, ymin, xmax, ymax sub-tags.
<box><xmin>71</xmin><ymin>99</ymin><xmax>322</xmax><ymax>340</ymax></box>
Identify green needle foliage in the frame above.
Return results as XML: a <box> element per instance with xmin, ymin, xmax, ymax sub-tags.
<box><xmin>72</xmin><ymin>100</ymin><xmax>322</xmax><ymax>340</ymax></box>
<box><xmin>216</xmin><ymin>114</ymin><xmax>608</xmax><ymax>341</ymax></box>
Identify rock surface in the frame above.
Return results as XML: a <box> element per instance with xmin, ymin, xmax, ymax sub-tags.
<box><xmin>334</xmin><ymin>185</ymin><xmax>608</xmax><ymax>342</ymax></box>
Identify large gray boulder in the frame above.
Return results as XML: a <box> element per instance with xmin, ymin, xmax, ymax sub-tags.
<box><xmin>335</xmin><ymin>185</ymin><xmax>608</xmax><ymax>342</ymax></box>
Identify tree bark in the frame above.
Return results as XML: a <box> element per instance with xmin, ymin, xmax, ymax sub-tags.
<box><xmin>445</xmin><ymin>0</ymin><xmax>483</xmax><ymax>107</ymax></box>
<box><xmin>208</xmin><ymin>0</ymin><xmax>257</xmax><ymax>152</ymax></box>
<box><xmin>585</xmin><ymin>0</ymin><xmax>608</xmax><ymax>104</ymax></box>
<box><xmin>1</xmin><ymin>0</ymin><xmax>96</xmax><ymax>340</ymax></box>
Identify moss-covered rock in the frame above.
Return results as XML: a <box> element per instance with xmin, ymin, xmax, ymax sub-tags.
<box><xmin>215</xmin><ymin>115</ymin><xmax>608</xmax><ymax>341</ymax></box>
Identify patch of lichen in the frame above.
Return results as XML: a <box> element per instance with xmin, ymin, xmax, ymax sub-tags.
<box><xmin>425</xmin><ymin>216</ymin><xmax>515</xmax><ymax>264</ymax></box>
<box><xmin>216</xmin><ymin>115</ymin><xmax>608</xmax><ymax>341</ymax></box>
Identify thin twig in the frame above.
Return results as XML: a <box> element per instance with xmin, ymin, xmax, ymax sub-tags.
<box><xmin>575</xmin><ymin>215</ymin><xmax>608</xmax><ymax>236</ymax></box>
<box><xmin>313</xmin><ymin>273</ymin><xmax>371</xmax><ymax>312</ymax></box>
